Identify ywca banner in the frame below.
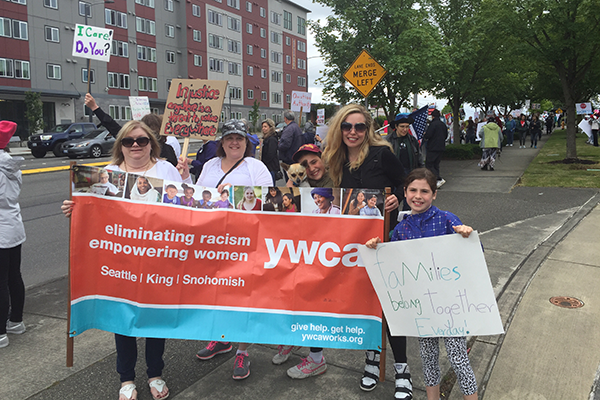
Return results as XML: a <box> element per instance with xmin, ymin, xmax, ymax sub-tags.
<box><xmin>69</xmin><ymin>195</ymin><xmax>384</xmax><ymax>350</ymax></box>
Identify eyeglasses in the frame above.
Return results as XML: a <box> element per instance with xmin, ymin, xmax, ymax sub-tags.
<box><xmin>341</xmin><ymin>122</ymin><xmax>368</xmax><ymax>134</ymax></box>
<box><xmin>122</xmin><ymin>137</ymin><xmax>150</xmax><ymax>148</ymax></box>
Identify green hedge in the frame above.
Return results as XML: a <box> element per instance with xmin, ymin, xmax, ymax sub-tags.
<box><xmin>442</xmin><ymin>144</ymin><xmax>482</xmax><ymax>159</ymax></box>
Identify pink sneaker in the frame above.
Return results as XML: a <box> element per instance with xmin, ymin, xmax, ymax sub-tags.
<box><xmin>286</xmin><ymin>356</ymin><xmax>327</xmax><ymax>379</ymax></box>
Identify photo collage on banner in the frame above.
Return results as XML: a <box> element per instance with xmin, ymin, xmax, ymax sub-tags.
<box><xmin>72</xmin><ymin>166</ymin><xmax>383</xmax><ymax>218</ymax></box>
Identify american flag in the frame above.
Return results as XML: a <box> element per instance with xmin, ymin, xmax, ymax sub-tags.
<box><xmin>409</xmin><ymin>105</ymin><xmax>429</xmax><ymax>141</ymax></box>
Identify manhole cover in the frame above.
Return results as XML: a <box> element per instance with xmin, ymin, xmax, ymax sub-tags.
<box><xmin>549</xmin><ymin>296</ymin><xmax>584</xmax><ymax>309</ymax></box>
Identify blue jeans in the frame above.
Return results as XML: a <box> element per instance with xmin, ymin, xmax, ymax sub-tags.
<box><xmin>506</xmin><ymin>130</ymin><xmax>514</xmax><ymax>145</ymax></box>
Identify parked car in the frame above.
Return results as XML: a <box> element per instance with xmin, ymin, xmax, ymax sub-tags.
<box><xmin>27</xmin><ymin>122</ymin><xmax>97</xmax><ymax>158</ymax></box>
<box><xmin>61</xmin><ymin>128</ymin><xmax>115</xmax><ymax>159</ymax></box>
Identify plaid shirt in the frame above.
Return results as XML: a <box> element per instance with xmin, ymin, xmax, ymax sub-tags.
<box><xmin>391</xmin><ymin>205</ymin><xmax>462</xmax><ymax>241</ymax></box>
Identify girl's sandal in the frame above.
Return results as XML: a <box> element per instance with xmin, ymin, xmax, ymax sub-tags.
<box><xmin>118</xmin><ymin>383</ymin><xmax>137</xmax><ymax>400</ymax></box>
<box><xmin>149</xmin><ymin>378</ymin><xmax>169</xmax><ymax>400</ymax></box>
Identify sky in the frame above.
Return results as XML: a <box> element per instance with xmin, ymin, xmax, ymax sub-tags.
<box><xmin>292</xmin><ymin>0</ymin><xmax>468</xmax><ymax>114</ymax></box>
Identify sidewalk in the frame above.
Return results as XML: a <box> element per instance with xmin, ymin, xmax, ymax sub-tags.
<box><xmin>4</xmin><ymin>134</ymin><xmax>600</xmax><ymax>399</ymax></box>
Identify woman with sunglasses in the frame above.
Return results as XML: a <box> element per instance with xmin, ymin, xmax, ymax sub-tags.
<box><xmin>322</xmin><ymin>104</ymin><xmax>412</xmax><ymax>400</ymax></box>
<box><xmin>61</xmin><ymin>120</ymin><xmax>189</xmax><ymax>400</ymax></box>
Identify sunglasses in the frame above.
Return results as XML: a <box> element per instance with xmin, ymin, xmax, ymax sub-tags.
<box><xmin>340</xmin><ymin>122</ymin><xmax>368</xmax><ymax>134</ymax></box>
<box><xmin>122</xmin><ymin>137</ymin><xmax>150</xmax><ymax>148</ymax></box>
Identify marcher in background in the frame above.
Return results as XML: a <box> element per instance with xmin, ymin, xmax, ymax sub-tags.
<box><xmin>478</xmin><ymin>117</ymin><xmax>503</xmax><ymax>171</ymax></box>
<box><xmin>189</xmin><ymin>140</ymin><xmax>218</xmax><ymax>182</ymax></box>
<box><xmin>0</xmin><ymin>121</ymin><xmax>27</xmax><ymax>349</ymax></box>
<box><xmin>387</xmin><ymin>113</ymin><xmax>424</xmax><ymax>176</ymax></box>
<box><xmin>529</xmin><ymin>115</ymin><xmax>542</xmax><ymax>148</ymax></box>
<box><xmin>515</xmin><ymin>114</ymin><xmax>529</xmax><ymax>148</ymax></box>
<box><xmin>260</xmin><ymin>119</ymin><xmax>280</xmax><ymax>185</ymax></box>
<box><xmin>588</xmin><ymin>111</ymin><xmax>600</xmax><ymax>147</ymax></box>
<box><xmin>278</xmin><ymin>111</ymin><xmax>305</xmax><ymax>171</ymax></box>
<box><xmin>504</xmin><ymin>114</ymin><xmax>516</xmax><ymax>147</ymax></box>
<box><xmin>545</xmin><ymin>112</ymin><xmax>555</xmax><ymax>135</ymax></box>
<box><xmin>465</xmin><ymin>117</ymin><xmax>477</xmax><ymax>144</ymax></box>
<box><xmin>303</xmin><ymin>121</ymin><xmax>316</xmax><ymax>145</ymax></box>
<box><xmin>423</xmin><ymin>109</ymin><xmax>448</xmax><ymax>188</ymax></box>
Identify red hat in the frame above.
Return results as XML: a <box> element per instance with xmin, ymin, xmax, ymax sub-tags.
<box><xmin>0</xmin><ymin>120</ymin><xmax>17</xmax><ymax>149</ymax></box>
<box><xmin>292</xmin><ymin>143</ymin><xmax>321</xmax><ymax>163</ymax></box>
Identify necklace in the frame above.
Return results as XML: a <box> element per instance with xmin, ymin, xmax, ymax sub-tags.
<box><xmin>122</xmin><ymin>159</ymin><xmax>153</xmax><ymax>174</ymax></box>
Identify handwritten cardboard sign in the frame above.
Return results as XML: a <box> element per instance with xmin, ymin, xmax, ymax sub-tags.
<box><xmin>160</xmin><ymin>79</ymin><xmax>228</xmax><ymax>140</ymax></box>
<box><xmin>359</xmin><ymin>232</ymin><xmax>504</xmax><ymax>337</ymax></box>
<box><xmin>72</xmin><ymin>24</ymin><xmax>113</xmax><ymax>62</ymax></box>
<box><xmin>317</xmin><ymin>109</ymin><xmax>325</xmax><ymax>125</ymax></box>
<box><xmin>129</xmin><ymin>96</ymin><xmax>151</xmax><ymax>120</ymax></box>
<box><xmin>291</xmin><ymin>91</ymin><xmax>312</xmax><ymax>112</ymax></box>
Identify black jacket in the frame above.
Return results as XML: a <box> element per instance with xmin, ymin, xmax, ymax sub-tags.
<box><xmin>387</xmin><ymin>131</ymin><xmax>424</xmax><ymax>174</ymax></box>
<box><xmin>423</xmin><ymin>118</ymin><xmax>448</xmax><ymax>152</ymax></box>
<box><xmin>261</xmin><ymin>135</ymin><xmax>280</xmax><ymax>172</ymax></box>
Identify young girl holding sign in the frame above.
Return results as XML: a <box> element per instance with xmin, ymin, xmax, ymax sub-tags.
<box><xmin>366</xmin><ymin>168</ymin><xmax>478</xmax><ymax>400</ymax></box>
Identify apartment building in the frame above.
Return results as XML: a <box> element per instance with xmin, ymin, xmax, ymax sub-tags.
<box><xmin>0</xmin><ymin>0</ymin><xmax>309</xmax><ymax>135</ymax></box>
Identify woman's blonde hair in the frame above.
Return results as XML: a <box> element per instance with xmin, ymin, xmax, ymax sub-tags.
<box><xmin>322</xmin><ymin>104</ymin><xmax>392</xmax><ymax>186</ymax></box>
<box><xmin>111</xmin><ymin>120</ymin><xmax>161</xmax><ymax>166</ymax></box>
<box><xmin>261</xmin><ymin>118</ymin><xmax>276</xmax><ymax>139</ymax></box>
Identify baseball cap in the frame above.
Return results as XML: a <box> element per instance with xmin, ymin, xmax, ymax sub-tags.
<box><xmin>292</xmin><ymin>143</ymin><xmax>321</xmax><ymax>163</ymax></box>
<box><xmin>221</xmin><ymin>119</ymin><xmax>247</xmax><ymax>138</ymax></box>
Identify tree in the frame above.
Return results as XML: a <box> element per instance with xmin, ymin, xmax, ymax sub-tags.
<box><xmin>311</xmin><ymin>0</ymin><xmax>449</xmax><ymax>123</ymax></box>
<box><xmin>248</xmin><ymin>99</ymin><xmax>260</xmax><ymax>132</ymax></box>
<box><xmin>25</xmin><ymin>91</ymin><xmax>44</xmax><ymax>136</ymax></box>
<box><xmin>499</xmin><ymin>0</ymin><xmax>600</xmax><ymax>159</ymax></box>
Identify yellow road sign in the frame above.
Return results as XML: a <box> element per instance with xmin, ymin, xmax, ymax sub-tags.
<box><xmin>343</xmin><ymin>50</ymin><xmax>387</xmax><ymax>98</ymax></box>
<box><xmin>556</xmin><ymin>108</ymin><xmax>563</xmax><ymax>114</ymax></box>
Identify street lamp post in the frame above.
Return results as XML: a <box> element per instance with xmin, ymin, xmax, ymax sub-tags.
<box><xmin>83</xmin><ymin>0</ymin><xmax>114</xmax><ymax>122</ymax></box>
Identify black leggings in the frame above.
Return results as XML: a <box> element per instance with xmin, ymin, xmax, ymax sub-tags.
<box><xmin>372</xmin><ymin>326</ymin><xmax>408</xmax><ymax>363</ymax></box>
<box><xmin>0</xmin><ymin>245</ymin><xmax>25</xmax><ymax>335</ymax></box>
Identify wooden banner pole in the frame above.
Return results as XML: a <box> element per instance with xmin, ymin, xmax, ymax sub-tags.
<box><xmin>379</xmin><ymin>186</ymin><xmax>392</xmax><ymax>382</ymax></box>
<box><xmin>179</xmin><ymin>137</ymin><xmax>190</xmax><ymax>176</ymax></box>
<box><xmin>66</xmin><ymin>161</ymin><xmax>76</xmax><ymax>367</ymax></box>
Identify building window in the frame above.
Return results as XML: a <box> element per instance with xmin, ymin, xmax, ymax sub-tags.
<box><xmin>105</xmin><ymin>9</ymin><xmax>128</xmax><ymax>28</ymax></box>
<box><xmin>209</xmin><ymin>58</ymin><xmax>224</xmax><ymax>72</ymax></box>
<box><xmin>109</xmin><ymin>105</ymin><xmax>132</xmax><ymax>120</ymax></box>
<box><xmin>228</xmin><ymin>39</ymin><xmax>240</xmax><ymax>53</ymax></box>
<box><xmin>108</xmin><ymin>72</ymin><xmax>130</xmax><ymax>89</ymax></box>
<box><xmin>272</xmin><ymin>92</ymin><xmax>282</xmax><ymax>104</ymax></box>
<box><xmin>286</xmin><ymin>55</ymin><xmax>291</xmax><ymax>64</ymax></box>
<box><xmin>229</xmin><ymin>86</ymin><xmax>242</xmax><ymax>100</ymax></box>
<box><xmin>245</xmin><ymin>1</ymin><xmax>251</xmax><ymax>12</ymax></box>
<box><xmin>247</xmin><ymin>65</ymin><xmax>253</xmax><ymax>76</ymax></box>
<box><xmin>286</xmin><ymin>94</ymin><xmax>291</xmax><ymax>104</ymax></box>
<box><xmin>259</xmin><ymin>7</ymin><xmax>265</xmax><ymax>17</ymax></box>
<box><xmin>137</xmin><ymin>45</ymin><xmax>157</xmax><ymax>62</ymax></box>
<box><xmin>246</xmin><ymin>44</ymin><xmax>253</xmax><ymax>55</ymax></box>
<box><xmin>260</xmin><ymin>48</ymin><xmax>266</xmax><ymax>58</ymax></box>
<box><xmin>208</xmin><ymin>10</ymin><xmax>223</xmax><ymax>26</ymax></box>
<box><xmin>261</xmin><ymin>91</ymin><xmax>267</xmax><ymax>101</ymax></box>
<box><xmin>286</xmin><ymin>73</ymin><xmax>291</xmax><ymax>83</ymax></box>
<box><xmin>246</xmin><ymin>23</ymin><xmax>252</xmax><ymax>34</ymax></box>
<box><xmin>166</xmin><ymin>50</ymin><xmax>175</xmax><ymax>63</ymax></box>
<box><xmin>44</xmin><ymin>0</ymin><xmax>58</xmax><ymax>9</ymax></box>
<box><xmin>165</xmin><ymin>24</ymin><xmax>174</xmax><ymax>37</ymax></box>
<box><xmin>286</xmin><ymin>36</ymin><xmax>291</xmax><ymax>46</ymax></box>
<box><xmin>82</xmin><ymin>68</ymin><xmax>95</xmax><ymax>83</ymax></box>
<box><xmin>139</xmin><ymin>76</ymin><xmax>158</xmax><ymax>92</ymax></box>
<box><xmin>47</xmin><ymin>63</ymin><xmax>61</xmax><ymax>80</ymax></box>
<box><xmin>260</xmin><ymin>28</ymin><xmax>266</xmax><ymax>38</ymax></box>
<box><xmin>271</xmin><ymin>11</ymin><xmax>281</xmax><ymax>25</ymax></box>
<box><xmin>227</xmin><ymin>16</ymin><xmax>240</xmax><ymax>32</ymax></box>
<box><xmin>298</xmin><ymin>58</ymin><xmax>306</xmax><ymax>69</ymax></box>
<box><xmin>12</xmin><ymin>20</ymin><xmax>28</xmax><ymax>40</ymax></box>
<box><xmin>209</xmin><ymin>34</ymin><xmax>223</xmax><ymax>49</ymax></box>
<box><xmin>165</xmin><ymin>0</ymin><xmax>173</xmax><ymax>11</ymax></box>
<box><xmin>297</xmin><ymin>41</ymin><xmax>306</xmax><ymax>52</ymax></box>
<box><xmin>192</xmin><ymin>4</ymin><xmax>201</xmax><ymax>16</ymax></box>
<box><xmin>193</xmin><ymin>29</ymin><xmax>201</xmax><ymax>42</ymax></box>
<box><xmin>136</xmin><ymin>17</ymin><xmax>156</xmax><ymax>35</ymax></box>
<box><xmin>79</xmin><ymin>1</ymin><xmax>91</xmax><ymax>17</ymax></box>
<box><xmin>15</xmin><ymin>60</ymin><xmax>30</xmax><ymax>79</ymax></box>
<box><xmin>227</xmin><ymin>0</ymin><xmax>239</xmax><ymax>9</ymax></box>
<box><xmin>271</xmin><ymin>31</ymin><xmax>280</xmax><ymax>44</ymax></box>
<box><xmin>247</xmin><ymin>89</ymin><xmax>254</xmax><ymax>99</ymax></box>
<box><xmin>112</xmin><ymin>40</ymin><xmax>129</xmax><ymax>57</ymax></box>
<box><xmin>0</xmin><ymin>18</ymin><xmax>11</xmax><ymax>38</ymax></box>
<box><xmin>0</xmin><ymin>58</ymin><xmax>14</xmax><ymax>78</ymax></box>
<box><xmin>284</xmin><ymin>11</ymin><xmax>292</xmax><ymax>30</ymax></box>
<box><xmin>271</xmin><ymin>71</ymin><xmax>282</xmax><ymax>83</ymax></box>
<box><xmin>298</xmin><ymin>17</ymin><xmax>306</xmax><ymax>35</ymax></box>
<box><xmin>45</xmin><ymin>26</ymin><xmax>59</xmax><ymax>42</ymax></box>
<box><xmin>135</xmin><ymin>0</ymin><xmax>155</xmax><ymax>8</ymax></box>
<box><xmin>228</xmin><ymin>62</ymin><xmax>241</xmax><ymax>75</ymax></box>
<box><xmin>261</xmin><ymin>68</ymin><xmax>266</xmax><ymax>78</ymax></box>
<box><xmin>298</xmin><ymin>76</ymin><xmax>306</xmax><ymax>87</ymax></box>
<box><xmin>194</xmin><ymin>54</ymin><xmax>202</xmax><ymax>66</ymax></box>
<box><xmin>271</xmin><ymin>51</ymin><xmax>281</xmax><ymax>64</ymax></box>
